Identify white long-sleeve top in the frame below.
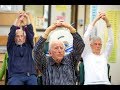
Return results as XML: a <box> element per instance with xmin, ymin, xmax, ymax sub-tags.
<box><xmin>82</xmin><ymin>24</ymin><xmax>114</xmax><ymax>85</ymax></box>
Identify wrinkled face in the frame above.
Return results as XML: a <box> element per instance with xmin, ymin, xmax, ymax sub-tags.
<box><xmin>90</xmin><ymin>40</ymin><xmax>102</xmax><ymax>55</ymax></box>
<box><xmin>49</xmin><ymin>41</ymin><xmax>65</xmax><ymax>63</ymax></box>
<box><xmin>15</xmin><ymin>30</ymin><xmax>26</xmax><ymax>45</ymax></box>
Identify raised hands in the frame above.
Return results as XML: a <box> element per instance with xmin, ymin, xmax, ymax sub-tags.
<box><xmin>46</xmin><ymin>20</ymin><xmax>75</xmax><ymax>33</ymax></box>
<box><xmin>43</xmin><ymin>20</ymin><xmax>76</xmax><ymax>39</ymax></box>
<box><xmin>92</xmin><ymin>12</ymin><xmax>111</xmax><ymax>27</ymax></box>
<box><xmin>100</xmin><ymin>12</ymin><xmax>111</xmax><ymax>27</ymax></box>
<box><xmin>14</xmin><ymin>11</ymin><xmax>30</xmax><ymax>26</ymax></box>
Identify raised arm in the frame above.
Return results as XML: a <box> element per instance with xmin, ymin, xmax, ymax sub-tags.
<box><xmin>22</xmin><ymin>13</ymin><xmax>34</xmax><ymax>48</ymax></box>
<box><xmin>7</xmin><ymin>12</ymin><xmax>22</xmax><ymax>51</ymax></box>
<box><xmin>84</xmin><ymin>12</ymin><xmax>102</xmax><ymax>40</ymax></box>
<box><xmin>33</xmin><ymin>20</ymin><xmax>60</xmax><ymax>72</ymax></box>
<box><xmin>82</xmin><ymin>12</ymin><xmax>103</xmax><ymax>57</ymax></box>
<box><xmin>101</xmin><ymin>13</ymin><xmax>114</xmax><ymax>57</ymax></box>
<box><xmin>60</xmin><ymin>21</ymin><xmax>85</xmax><ymax>61</ymax></box>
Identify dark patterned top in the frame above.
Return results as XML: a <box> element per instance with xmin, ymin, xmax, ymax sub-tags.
<box><xmin>33</xmin><ymin>32</ymin><xmax>85</xmax><ymax>85</ymax></box>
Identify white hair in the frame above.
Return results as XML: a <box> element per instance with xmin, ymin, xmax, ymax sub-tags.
<box><xmin>15</xmin><ymin>29</ymin><xmax>26</xmax><ymax>36</ymax></box>
<box><xmin>90</xmin><ymin>36</ymin><xmax>102</xmax><ymax>44</ymax></box>
<box><xmin>49</xmin><ymin>39</ymin><xmax>65</xmax><ymax>51</ymax></box>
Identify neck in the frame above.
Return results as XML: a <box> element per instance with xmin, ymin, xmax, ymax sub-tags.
<box><xmin>93</xmin><ymin>51</ymin><xmax>100</xmax><ymax>55</ymax></box>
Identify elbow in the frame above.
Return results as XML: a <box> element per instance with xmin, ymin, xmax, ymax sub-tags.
<box><xmin>82</xmin><ymin>42</ymin><xmax>85</xmax><ymax>48</ymax></box>
<box><xmin>81</xmin><ymin>42</ymin><xmax>85</xmax><ymax>53</ymax></box>
<box><xmin>82</xmin><ymin>43</ymin><xmax>85</xmax><ymax>52</ymax></box>
<box><xmin>33</xmin><ymin>45</ymin><xmax>38</xmax><ymax>53</ymax></box>
<box><xmin>33</xmin><ymin>47</ymin><xmax>37</xmax><ymax>53</ymax></box>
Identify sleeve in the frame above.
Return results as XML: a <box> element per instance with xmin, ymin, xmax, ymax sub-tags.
<box><xmin>33</xmin><ymin>36</ymin><xmax>47</xmax><ymax>72</ymax></box>
<box><xmin>68</xmin><ymin>32</ymin><xmax>85</xmax><ymax>62</ymax></box>
<box><xmin>82</xmin><ymin>24</ymin><xmax>94</xmax><ymax>58</ymax></box>
<box><xmin>7</xmin><ymin>25</ymin><xmax>20</xmax><ymax>52</ymax></box>
<box><xmin>0</xmin><ymin>53</ymin><xmax>8</xmax><ymax>80</ymax></box>
<box><xmin>23</xmin><ymin>24</ymin><xmax>34</xmax><ymax>48</ymax></box>
<box><xmin>104</xmin><ymin>27</ymin><xmax>114</xmax><ymax>58</ymax></box>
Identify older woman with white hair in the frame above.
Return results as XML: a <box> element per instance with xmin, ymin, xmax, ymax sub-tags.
<box><xmin>82</xmin><ymin>12</ymin><xmax>114</xmax><ymax>85</ymax></box>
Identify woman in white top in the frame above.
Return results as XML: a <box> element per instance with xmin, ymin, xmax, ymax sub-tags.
<box><xmin>82</xmin><ymin>12</ymin><xmax>114</xmax><ymax>85</ymax></box>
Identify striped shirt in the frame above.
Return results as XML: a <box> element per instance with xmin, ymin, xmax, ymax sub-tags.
<box><xmin>33</xmin><ymin>32</ymin><xmax>85</xmax><ymax>85</ymax></box>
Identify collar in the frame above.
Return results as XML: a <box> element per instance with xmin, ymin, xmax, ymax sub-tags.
<box><xmin>49</xmin><ymin>56</ymin><xmax>69</xmax><ymax>66</ymax></box>
<box><xmin>16</xmin><ymin>43</ymin><xmax>27</xmax><ymax>47</ymax></box>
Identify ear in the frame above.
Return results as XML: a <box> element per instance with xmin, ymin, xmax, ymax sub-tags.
<box><xmin>90</xmin><ymin>43</ymin><xmax>92</xmax><ymax>48</ymax></box>
<box><xmin>49</xmin><ymin>51</ymin><xmax>52</xmax><ymax>56</ymax></box>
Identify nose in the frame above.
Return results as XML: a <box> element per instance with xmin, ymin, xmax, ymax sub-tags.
<box><xmin>96</xmin><ymin>44</ymin><xmax>101</xmax><ymax>48</ymax></box>
<box><xmin>57</xmin><ymin>48</ymin><xmax>63</xmax><ymax>52</ymax></box>
<box><xmin>18</xmin><ymin>36</ymin><xmax>23</xmax><ymax>41</ymax></box>
<box><xmin>19</xmin><ymin>36</ymin><xmax>22</xmax><ymax>40</ymax></box>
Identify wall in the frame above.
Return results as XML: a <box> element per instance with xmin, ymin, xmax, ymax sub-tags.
<box><xmin>50</xmin><ymin>5</ymin><xmax>71</xmax><ymax>24</ymax></box>
<box><xmin>0</xmin><ymin>5</ymin><xmax>23</xmax><ymax>36</ymax></box>
<box><xmin>77</xmin><ymin>5</ymin><xmax>85</xmax><ymax>37</ymax></box>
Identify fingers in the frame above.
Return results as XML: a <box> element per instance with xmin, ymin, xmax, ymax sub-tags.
<box><xmin>17</xmin><ymin>11</ymin><xmax>29</xmax><ymax>21</ymax></box>
<box><xmin>98</xmin><ymin>12</ymin><xmax>106</xmax><ymax>19</ymax></box>
<box><xmin>53</xmin><ymin>20</ymin><xmax>63</xmax><ymax>27</ymax></box>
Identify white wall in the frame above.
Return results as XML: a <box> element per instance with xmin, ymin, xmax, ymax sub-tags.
<box><xmin>97</xmin><ymin>5</ymin><xmax>120</xmax><ymax>85</ymax></box>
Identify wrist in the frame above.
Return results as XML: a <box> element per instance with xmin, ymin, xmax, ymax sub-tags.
<box><xmin>71</xmin><ymin>28</ymin><xmax>77</xmax><ymax>33</ymax></box>
<box><xmin>44</xmin><ymin>32</ymin><xmax>48</xmax><ymax>37</ymax></box>
<box><xmin>42</xmin><ymin>32</ymin><xmax>49</xmax><ymax>39</ymax></box>
<box><xmin>107</xmin><ymin>24</ymin><xmax>111</xmax><ymax>28</ymax></box>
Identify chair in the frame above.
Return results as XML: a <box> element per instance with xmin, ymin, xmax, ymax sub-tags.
<box><xmin>5</xmin><ymin>69</ymin><xmax>8</xmax><ymax>85</ymax></box>
<box><xmin>107</xmin><ymin>64</ymin><xmax>111</xmax><ymax>82</ymax></box>
<box><xmin>37</xmin><ymin>75</ymin><xmax>42</xmax><ymax>85</ymax></box>
<box><xmin>79</xmin><ymin>61</ymin><xmax>84</xmax><ymax>85</ymax></box>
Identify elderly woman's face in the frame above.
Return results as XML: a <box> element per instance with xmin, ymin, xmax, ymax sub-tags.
<box><xmin>90</xmin><ymin>40</ymin><xmax>102</xmax><ymax>55</ymax></box>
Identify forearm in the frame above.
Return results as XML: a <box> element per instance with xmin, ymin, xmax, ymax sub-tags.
<box><xmin>107</xmin><ymin>27</ymin><xmax>114</xmax><ymax>45</ymax></box>
<box><xmin>24</xmin><ymin>24</ymin><xmax>34</xmax><ymax>39</ymax></box>
<box><xmin>84</xmin><ymin>24</ymin><xmax>93</xmax><ymax>39</ymax></box>
<box><xmin>33</xmin><ymin>36</ymin><xmax>47</xmax><ymax>71</ymax></box>
<box><xmin>26</xmin><ymin>16</ymin><xmax>31</xmax><ymax>25</ymax></box>
<box><xmin>13</xmin><ymin>18</ymin><xmax>21</xmax><ymax>27</ymax></box>
<box><xmin>7</xmin><ymin>25</ymin><xmax>19</xmax><ymax>49</ymax></box>
<box><xmin>91</xmin><ymin>19</ymin><xmax>98</xmax><ymax>27</ymax></box>
<box><xmin>67</xmin><ymin>25</ymin><xmax>76</xmax><ymax>34</ymax></box>
<box><xmin>42</xmin><ymin>29</ymin><xmax>51</xmax><ymax>39</ymax></box>
<box><xmin>24</xmin><ymin>24</ymin><xmax>34</xmax><ymax>45</ymax></box>
<box><xmin>72</xmin><ymin>32</ymin><xmax>85</xmax><ymax>56</ymax></box>
<box><xmin>105</xmin><ymin>26</ymin><xmax>114</xmax><ymax>57</ymax></box>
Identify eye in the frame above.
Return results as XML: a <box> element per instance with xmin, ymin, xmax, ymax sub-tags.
<box><xmin>94</xmin><ymin>43</ymin><xmax>97</xmax><ymax>45</ymax></box>
<box><xmin>54</xmin><ymin>47</ymin><xmax>58</xmax><ymax>49</ymax></box>
<box><xmin>99</xmin><ymin>44</ymin><xmax>102</xmax><ymax>46</ymax></box>
<box><xmin>60</xmin><ymin>47</ymin><xmax>64</xmax><ymax>49</ymax></box>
